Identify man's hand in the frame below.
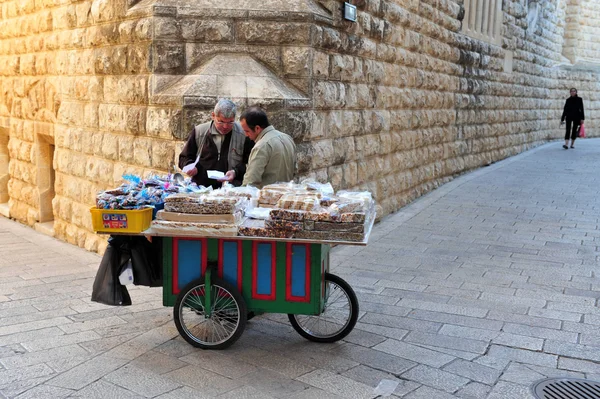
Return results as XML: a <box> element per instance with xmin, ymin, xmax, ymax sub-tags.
<box><xmin>218</xmin><ymin>170</ymin><xmax>236</xmax><ymax>182</ymax></box>
<box><xmin>186</xmin><ymin>167</ymin><xmax>198</xmax><ymax>177</ymax></box>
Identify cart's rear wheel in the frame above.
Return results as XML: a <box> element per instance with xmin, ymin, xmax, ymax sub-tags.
<box><xmin>288</xmin><ymin>273</ymin><xmax>358</xmax><ymax>343</ymax></box>
<box><xmin>174</xmin><ymin>277</ymin><xmax>246</xmax><ymax>349</ymax></box>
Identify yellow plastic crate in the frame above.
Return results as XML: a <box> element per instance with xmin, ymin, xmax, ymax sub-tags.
<box><xmin>90</xmin><ymin>207</ymin><xmax>153</xmax><ymax>233</ymax></box>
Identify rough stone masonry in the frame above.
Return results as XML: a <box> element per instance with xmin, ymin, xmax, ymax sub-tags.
<box><xmin>0</xmin><ymin>0</ymin><xmax>598</xmax><ymax>253</ymax></box>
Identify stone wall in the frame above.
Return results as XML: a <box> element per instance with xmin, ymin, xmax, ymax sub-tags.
<box><xmin>0</xmin><ymin>0</ymin><xmax>599</xmax><ymax>253</ymax></box>
<box><xmin>563</xmin><ymin>0</ymin><xmax>600</xmax><ymax>63</ymax></box>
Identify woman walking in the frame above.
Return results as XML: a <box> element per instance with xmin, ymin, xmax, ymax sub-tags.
<box><xmin>561</xmin><ymin>88</ymin><xmax>585</xmax><ymax>149</ymax></box>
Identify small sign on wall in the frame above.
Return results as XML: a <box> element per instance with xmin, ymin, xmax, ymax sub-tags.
<box><xmin>343</xmin><ymin>2</ymin><xmax>357</xmax><ymax>22</ymax></box>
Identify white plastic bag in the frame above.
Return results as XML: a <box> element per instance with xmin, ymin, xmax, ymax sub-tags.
<box><xmin>119</xmin><ymin>261</ymin><xmax>134</xmax><ymax>286</ymax></box>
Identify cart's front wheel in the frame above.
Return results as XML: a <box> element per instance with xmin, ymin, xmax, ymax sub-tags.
<box><xmin>174</xmin><ymin>277</ymin><xmax>246</xmax><ymax>349</ymax></box>
<box><xmin>288</xmin><ymin>273</ymin><xmax>358</xmax><ymax>343</ymax></box>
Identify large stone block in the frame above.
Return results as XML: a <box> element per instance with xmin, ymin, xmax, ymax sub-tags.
<box><xmin>283</xmin><ymin>47</ymin><xmax>311</xmax><ymax>77</ymax></box>
<box><xmin>236</xmin><ymin>22</ymin><xmax>312</xmax><ymax>45</ymax></box>
<box><xmin>151</xmin><ymin>140</ymin><xmax>175</xmax><ymax>169</ymax></box>
<box><xmin>146</xmin><ymin>107</ymin><xmax>182</xmax><ymax>139</ymax></box>
<box><xmin>181</xmin><ymin>19</ymin><xmax>233</xmax><ymax>42</ymax></box>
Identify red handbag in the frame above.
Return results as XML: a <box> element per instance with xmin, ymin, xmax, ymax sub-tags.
<box><xmin>579</xmin><ymin>123</ymin><xmax>586</xmax><ymax>138</ymax></box>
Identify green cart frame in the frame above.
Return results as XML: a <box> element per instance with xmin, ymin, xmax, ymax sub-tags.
<box><xmin>151</xmin><ymin>228</ymin><xmax>371</xmax><ymax>349</ymax></box>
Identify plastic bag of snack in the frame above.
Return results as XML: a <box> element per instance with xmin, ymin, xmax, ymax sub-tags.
<box><xmin>299</xmin><ymin>179</ymin><xmax>334</xmax><ymax>196</ymax></box>
<box><xmin>336</xmin><ymin>190</ymin><xmax>373</xmax><ymax>209</ymax></box>
<box><xmin>245</xmin><ymin>207</ymin><xmax>273</xmax><ymax>220</ymax></box>
<box><xmin>276</xmin><ymin>193</ymin><xmax>321</xmax><ymax>211</ymax></box>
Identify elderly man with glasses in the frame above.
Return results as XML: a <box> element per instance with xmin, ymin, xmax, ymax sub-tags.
<box><xmin>178</xmin><ymin>99</ymin><xmax>254</xmax><ymax>188</ymax></box>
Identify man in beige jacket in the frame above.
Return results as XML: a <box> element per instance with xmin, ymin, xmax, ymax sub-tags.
<box><xmin>235</xmin><ymin>107</ymin><xmax>296</xmax><ymax>188</ymax></box>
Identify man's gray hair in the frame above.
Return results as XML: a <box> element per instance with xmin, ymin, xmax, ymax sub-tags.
<box><xmin>214</xmin><ymin>99</ymin><xmax>237</xmax><ymax>118</ymax></box>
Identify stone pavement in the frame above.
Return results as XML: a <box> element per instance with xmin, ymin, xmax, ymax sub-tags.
<box><xmin>1</xmin><ymin>139</ymin><xmax>600</xmax><ymax>399</ymax></box>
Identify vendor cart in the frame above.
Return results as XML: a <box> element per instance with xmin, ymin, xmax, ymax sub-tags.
<box><xmin>143</xmin><ymin>218</ymin><xmax>373</xmax><ymax>350</ymax></box>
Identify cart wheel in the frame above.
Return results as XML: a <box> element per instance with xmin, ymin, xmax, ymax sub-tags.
<box><xmin>288</xmin><ymin>273</ymin><xmax>358</xmax><ymax>343</ymax></box>
<box><xmin>174</xmin><ymin>276</ymin><xmax>247</xmax><ymax>349</ymax></box>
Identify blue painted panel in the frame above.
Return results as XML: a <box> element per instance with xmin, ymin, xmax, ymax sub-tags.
<box><xmin>178</xmin><ymin>240</ymin><xmax>202</xmax><ymax>289</ymax></box>
<box><xmin>256</xmin><ymin>243</ymin><xmax>272</xmax><ymax>295</ymax></box>
<box><xmin>222</xmin><ymin>241</ymin><xmax>238</xmax><ymax>287</ymax></box>
<box><xmin>291</xmin><ymin>245</ymin><xmax>307</xmax><ymax>297</ymax></box>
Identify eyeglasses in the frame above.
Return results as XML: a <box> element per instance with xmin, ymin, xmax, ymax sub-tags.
<box><xmin>215</xmin><ymin>120</ymin><xmax>235</xmax><ymax>126</ymax></box>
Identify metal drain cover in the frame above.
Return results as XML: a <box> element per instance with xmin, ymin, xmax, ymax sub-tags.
<box><xmin>532</xmin><ymin>378</ymin><xmax>600</xmax><ymax>399</ymax></box>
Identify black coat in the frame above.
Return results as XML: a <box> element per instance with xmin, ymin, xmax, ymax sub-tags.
<box><xmin>561</xmin><ymin>96</ymin><xmax>585</xmax><ymax>122</ymax></box>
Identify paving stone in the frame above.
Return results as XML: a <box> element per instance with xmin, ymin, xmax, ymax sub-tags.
<box><xmin>180</xmin><ymin>351</ymin><xmax>258</xmax><ymax>379</ymax></box>
<box><xmin>354</xmin><ymin>322</ymin><xmax>409</xmax><ymax>341</ymax></box>
<box><xmin>359</xmin><ymin>313</ymin><xmax>442</xmax><ymax>333</ymax></box>
<box><xmin>403</xmin><ymin>385</ymin><xmax>459</xmax><ymax>399</ymax></box>
<box><xmin>401</xmin><ymin>364</ymin><xmax>469</xmax><ymax>393</ymax></box>
<box><xmin>217</xmin><ymin>385</ymin><xmax>276</xmax><ymax>399</ymax></box>
<box><xmin>282</xmin><ymin>387</ymin><xmax>344</xmax><ymax>399</ymax></box>
<box><xmin>499</xmin><ymin>362</ymin><xmax>547</xmax><ymax>385</ymax></box>
<box><xmin>404</xmin><ymin>331</ymin><xmax>489</xmax><ymax>354</ymax></box>
<box><xmin>396</xmin><ymin>299</ymin><xmax>488</xmax><ymax>318</ymax></box>
<box><xmin>0</xmin><ymin>375</ymin><xmax>55</xmax><ymax>398</ymax></box>
<box><xmin>558</xmin><ymin>357</ymin><xmax>600</xmax><ymax>374</ymax></box>
<box><xmin>373</xmin><ymin>339</ymin><xmax>455</xmax><ymax>368</ymax></box>
<box><xmin>442</xmin><ymin>359</ymin><xmax>501</xmax><ymax>385</ymax></box>
<box><xmin>163</xmin><ymin>365</ymin><xmax>241</xmax><ymax>396</ymax></box>
<box><xmin>486</xmin><ymin>310</ymin><xmax>562</xmax><ymax>329</ymax></box>
<box><xmin>455</xmin><ymin>381</ymin><xmax>492</xmax><ymax>399</ymax></box>
<box><xmin>12</xmin><ymin>384</ymin><xmax>73</xmax><ymax>399</ymax></box>
<box><xmin>544</xmin><ymin>340</ymin><xmax>600</xmax><ymax>363</ymax></box>
<box><xmin>104</xmin><ymin>364</ymin><xmax>182</xmax><ymax>397</ymax></box>
<box><xmin>438</xmin><ymin>324</ymin><xmax>500</xmax><ymax>341</ymax></box>
<box><xmin>503</xmin><ymin>323</ymin><xmax>578</xmax><ymax>343</ymax></box>
<box><xmin>409</xmin><ymin>310</ymin><xmax>504</xmax><ymax>331</ymax></box>
<box><xmin>487</xmin><ymin>381</ymin><xmax>531</xmax><ymax>399</ymax></box>
<box><xmin>341</xmin><ymin>365</ymin><xmax>420</xmax><ymax>396</ymax></box>
<box><xmin>0</xmin><ymin>344</ymin><xmax>88</xmax><ymax>369</ymax></box>
<box><xmin>0</xmin><ymin>317</ymin><xmax>73</xmax><ymax>337</ymax></box>
<box><xmin>237</xmin><ymin>369</ymin><xmax>310</xmax><ymax>398</ymax></box>
<box><xmin>69</xmin><ymin>380</ymin><xmax>147</xmax><ymax>399</ymax></box>
<box><xmin>46</xmin><ymin>355</ymin><xmax>129</xmax><ymax>390</ymax></box>
<box><xmin>0</xmin><ymin>364</ymin><xmax>55</xmax><ymax>386</ymax></box>
<box><xmin>491</xmin><ymin>332</ymin><xmax>544</xmax><ymax>351</ymax></box>
<box><xmin>334</xmin><ymin>343</ymin><xmax>416</xmax><ymax>375</ymax></box>
<box><xmin>295</xmin><ymin>369</ymin><xmax>375</xmax><ymax>399</ymax></box>
<box><xmin>487</xmin><ymin>345</ymin><xmax>558</xmax><ymax>368</ymax></box>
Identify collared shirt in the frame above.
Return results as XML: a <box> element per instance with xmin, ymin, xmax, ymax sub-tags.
<box><xmin>210</xmin><ymin>123</ymin><xmax>225</xmax><ymax>155</ymax></box>
<box><xmin>242</xmin><ymin>126</ymin><xmax>296</xmax><ymax>188</ymax></box>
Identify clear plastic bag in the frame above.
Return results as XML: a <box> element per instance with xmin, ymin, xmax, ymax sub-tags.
<box><xmin>259</xmin><ymin>182</ymin><xmax>295</xmax><ymax>205</ymax></box>
<box><xmin>336</xmin><ymin>190</ymin><xmax>373</xmax><ymax>209</ymax></box>
<box><xmin>276</xmin><ymin>193</ymin><xmax>321</xmax><ymax>211</ymax></box>
<box><xmin>299</xmin><ymin>179</ymin><xmax>334</xmax><ymax>196</ymax></box>
<box><xmin>211</xmin><ymin>185</ymin><xmax>259</xmax><ymax>199</ymax></box>
<box><xmin>245</xmin><ymin>207</ymin><xmax>273</xmax><ymax>220</ymax></box>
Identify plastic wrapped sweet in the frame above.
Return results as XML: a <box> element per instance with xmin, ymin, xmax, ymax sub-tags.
<box><xmin>164</xmin><ymin>195</ymin><xmax>243</xmax><ymax>215</ymax></box>
<box><xmin>312</xmin><ymin>221</ymin><xmax>364</xmax><ymax>233</ymax></box>
<box><xmin>269</xmin><ymin>209</ymin><xmax>306</xmax><ymax>221</ymax></box>
<box><xmin>295</xmin><ymin>230</ymin><xmax>365</xmax><ymax>242</ymax></box>
<box><xmin>258</xmin><ymin>183</ymin><xmax>294</xmax><ymax>206</ymax></box>
<box><xmin>238</xmin><ymin>219</ymin><xmax>293</xmax><ymax>238</ymax></box>
<box><xmin>245</xmin><ymin>207</ymin><xmax>273</xmax><ymax>220</ymax></box>
<box><xmin>265</xmin><ymin>219</ymin><xmax>303</xmax><ymax>231</ymax></box>
<box><xmin>276</xmin><ymin>193</ymin><xmax>320</xmax><ymax>211</ymax></box>
<box><xmin>337</xmin><ymin>190</ymin><xmax>373</xmax><ymax>209</ymax></box>
<box><xmin>151</xmin><ymin>220</ymin><xmax>238</xmax><ymax>237</ymax></box>
<box><xmin>299</xmin><ymin>179</ymin><xmax>335</xmax><ymax>196</ymax></box>
<box><xmin>210</xmin><ymin>184</ymin><xmax>259</xmax><ymax>199</ymax></box>
<box><xmin>330</xmin><ymin>200</ymin><xmax>363</xmax><ymax>214</ymax></box>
